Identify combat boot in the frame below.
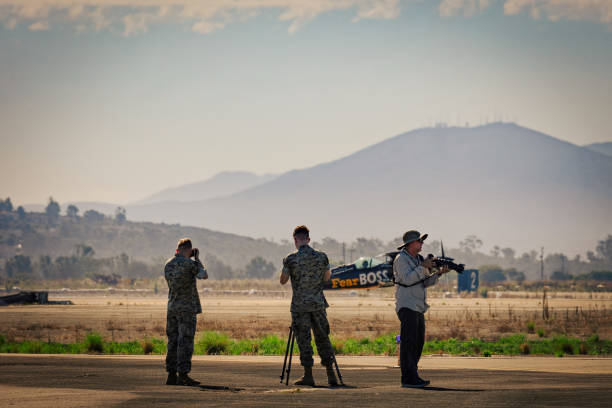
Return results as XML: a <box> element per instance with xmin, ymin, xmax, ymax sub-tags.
<box><xmin>325</xmin><ymin>365</ymin><xmax>338</xmax><ymax>386</ymax></box>
<box><xmin>165</xmin><ymin>371</ymin><xmax>177</xmax><ymax>385</ymax></box>
<box><xmin>177</xmin><ymin>373</ymin><xmax>200</xmax><ymax>386</ymax></box>
<box><xmin>294</xmin><ymin>366</ymin><xmax>315</xmax><ymax>386</ymax></box>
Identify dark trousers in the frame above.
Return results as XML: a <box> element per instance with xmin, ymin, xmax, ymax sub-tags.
<box><xmin>397</xmin><ymin>307</ymin><xmax>425</xmax><ymax>384</ymax></box>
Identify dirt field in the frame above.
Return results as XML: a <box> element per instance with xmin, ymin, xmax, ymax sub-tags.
<box><xmin>1</xmin><ymin>291</ymin><xmax>610</xmax><ymax>342</ymax></box>
<box><xmin>0</xmin><ymin>354</ymin><xmax>610</xmax><ymax>407</ymax></box>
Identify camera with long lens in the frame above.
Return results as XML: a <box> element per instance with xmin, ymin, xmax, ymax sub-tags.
<box><xmin>425</xmin><ymin>253</ymin><xmax>464</xmax><ymax>274</ymax></box>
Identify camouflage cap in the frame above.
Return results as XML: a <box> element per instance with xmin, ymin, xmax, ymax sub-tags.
<box><xmin>397</xmin><ymin>230</ymin><xmax>428</xmax><ymax>250</ymax></box>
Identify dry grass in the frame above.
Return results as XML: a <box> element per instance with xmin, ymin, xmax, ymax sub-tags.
<box><xmin>1</xmin><ymin>291</ymin><xmax>610</xmax><ymax>343</ymax></box>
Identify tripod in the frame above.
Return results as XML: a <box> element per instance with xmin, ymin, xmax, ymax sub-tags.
<box><xmin>279</xmin><ymin>325</ymin><xmax>344</xmax><ymax>386</ymax></box>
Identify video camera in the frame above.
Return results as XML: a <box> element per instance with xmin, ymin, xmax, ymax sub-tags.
<box><xmin>424</xmin><ymin>253</ymin><xmax>464</xmax><ymax>274</ymax></box>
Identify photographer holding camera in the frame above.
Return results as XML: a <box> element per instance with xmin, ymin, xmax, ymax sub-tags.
<box><xmin>394</xmin><ymin>230</ymin><xmax>449</xmax><ymax>388</ymax></box>
<box><xmin>164</xmin><ymin>238</ymin><xmax>208</xmax><ymax>386</ymax></box>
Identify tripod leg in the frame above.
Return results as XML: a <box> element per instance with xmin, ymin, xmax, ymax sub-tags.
<box><xmin>280</xmin><ymin>326</ymin><xmax>293</xmax><ymax>383</ymax></box>
<box><xmin>285</xmin><ymin>328</ymin><xmax>295</xmax><ymax>386</ymax></box>
<box><xmin>333</xmin><ymin>354</ymin><xmax>344</xmax><ymax>385</ymax></box>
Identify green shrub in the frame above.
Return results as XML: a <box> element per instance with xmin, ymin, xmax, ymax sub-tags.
<box><xmin>257</xmin><ymin>335</ymin><xmax>284</xmax><ymax>355</ymax></box>
<box><xmin>341</xmin><ymin>338</ymin><xmax>362</xmax><ymax>354</ymax></box>
<box><xmin>479</xmin><ymin>288</ymin><xmax>488</xmax><ymax>298</ymax></box>
<box><xmin>151</xmin><ymin>338</ymin><xmax>167</xmax><ymax>354</ymax></box>
<box><xmin>197</xmin><ymin>331</ymin><xmax>230</xmax><ymax>355</ymax></box>
<box><xmin>536</xmin><ymin>328</ymin><xmax>545</xmax><ymax>338</ymax></box>
<box><xmin>332</xmin><ymin>340</ymin><xmax>345</xmax><ymax>355</ymax></box>
<box><xmin>1</xmin><ymin>332</ymin><xmax>609</xmax><ymax>357</ymax></box>
<box><xmin>249</xmin><ymin>343</ymin><xmax>259</xmax><ymax>354</ymax></box>
<box><xmin>226</xmin><ymin>339</ymin><xmax>253</xmax><ymax>355</ymax></box>
<box><xmin>84</xmin><ymin>333</ymin><xmax>104</xmax><ymax>353</ymax></box>
<box><xmin>526</xmin><ymin>321</ymin><xmax>535</xmax><ymax>334</ymax></box>
<box><xmin>585</xmin><ymin>334</ymin><xmax>612</xmax><ymax>355</ymax></box>
<box><xmin>142</xmin><ymin>340</ymin><xmax>154</xmax><ymax>355</ymax></box>
<box><xmin>19</xmin><ymin>341</ymin><xmax>43</xmax><ymax>354</ymax></box>
<box><xmin>105</xmin><ymin>341</ymin><xmax>142</xmax><ymax>354</ymax></box>
<box><xmin>550</xmin><ymin>337</ymin><xmax>576</xmax><ymax>355</ymax></box>
<box><xmin>519</xmin><ymin>343</ymin><xmax>530</xmax><ymax>355</ymax></box>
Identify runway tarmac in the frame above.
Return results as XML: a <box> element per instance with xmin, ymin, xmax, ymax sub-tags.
<box><xmin>1</xmin><ymin>354</ymin><xmax>610</xmax><ymax>407</ymax></box>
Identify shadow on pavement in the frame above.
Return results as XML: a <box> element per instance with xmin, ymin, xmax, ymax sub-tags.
<box><xmin>198</xmin><ymin>384</ymin><xmax>244</xmax><ymax>392</ymax></box>
<box><xmin>422</xmin><ymin>386</ymin><xmax>484</xmax><ymax>392</ymax></box>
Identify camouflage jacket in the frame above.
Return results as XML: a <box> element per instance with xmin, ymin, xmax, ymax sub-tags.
<box><xmin>282</xmin><ymin>245</ymin><xmax>330</xmax><ymax>312</ymax></box>
<box><xmin>164</xmin><ymin>254</ymin><xmax>208</xmax><ymax>314</ymax></box>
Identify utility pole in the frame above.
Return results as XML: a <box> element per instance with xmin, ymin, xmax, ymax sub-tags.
<box><xmin>540</xmin><ymin>247</ymin><xmax>544</xmax><ymax>281</ymax></box>
<box><xmin>342</xmin><ymin>242</ymin><xmax>346</xmax><ymax>265</ymax></box>
<box><xmin>561</xmin><ymin>254</ymin><xmax>566</xmax><ymax>274</ymax></box>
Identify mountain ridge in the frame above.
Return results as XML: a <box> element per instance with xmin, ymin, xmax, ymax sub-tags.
<box><xmin>18</xmin><ymin>123</ymin><xmax>612</xmax><ymax>256</ymax></box>
<box><xmin>134</xmin><ymin>171</ymin><xmax>277</xmax><ymax>205</ymax></box>
<box><xmin>122</xmin><ymin>123</ymin><xmax>612</xmax><ymax>256</ymax></box>
<box><xmin>584</xmin><ymin>142</ymin><xmax>612</xmax><ymax>158</ymax></box>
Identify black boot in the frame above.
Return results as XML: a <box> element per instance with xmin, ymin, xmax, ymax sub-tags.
<box><xmin>294</xmin><ymin>366</ymin><xmax>315</xmax><ymax>386</ymax></box>
<box><xmin>416</xmin><ymin>374</ymin><xmax>430</xmax><ymax>387</ymax></box>
<box><xmin>177</xmin><ymin>373</ymin><xmax>200</xmax><ymax>386</ymax></box>
<box><xmin>166</xmin><ymin>372</ymin><xmax>177</xmax><ymax>385</ymax></box>
<box><xmin>325</xmin><ymin>365</ymin><xmax>338</xmax><ymax>386</ymax></box>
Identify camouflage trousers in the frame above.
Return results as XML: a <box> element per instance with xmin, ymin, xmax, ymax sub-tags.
<box><xmin>166</xmin><ymin>311</ymin><xmax>197</xmax><ymax>374</ymax></box>
<box><xmin>291</xmin><ymin>309</ymin><xmax>334</xmax><ymax>368</ymax></box>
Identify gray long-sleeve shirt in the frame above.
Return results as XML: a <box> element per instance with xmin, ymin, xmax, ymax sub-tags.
<box><xmin>393</xmin><ymin>250</ymin><xmax>439</xmax><ymax>314</ymax></box>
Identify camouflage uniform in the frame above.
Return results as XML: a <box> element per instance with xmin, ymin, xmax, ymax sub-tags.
<box><xmin>165</xmin><ymin>254</ymin><xmax>207</xmax><ymax>374</ymax></box>
<box><xmin>283</xmin><ymin>245</ymin><xmax>334</xmax><ymax>367</ymax></box>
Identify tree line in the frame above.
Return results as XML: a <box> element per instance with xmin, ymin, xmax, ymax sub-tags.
<box><xmin>0</xmin><ymin>247</ymin><xmax>277</xmax><ymax>286</ymax></box>
<box><xmin>0</xmin><ymin>197</ymin><xmax>126</xmax><ymax>225</ymax></box>
<box><xmin>1</xmin><ymin>196</ymin><xmax>611</xmax><ymax>283</ymax></box>
<box><xmin>307</xmin><ymin>234</ymin><xmax>612</xmax><ymax>281</ymax></box>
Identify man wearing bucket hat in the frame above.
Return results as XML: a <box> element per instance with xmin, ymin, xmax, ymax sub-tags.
<box><xmin>394</xmin><ymin>230</ymin><xmax>449</xmax><ymax>388</ymax></box>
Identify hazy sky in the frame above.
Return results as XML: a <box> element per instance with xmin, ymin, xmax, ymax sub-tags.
<box><xmin>1</xmin><ymin>0</ymin><xmax>611</xmax><ymax>205</ymax></box>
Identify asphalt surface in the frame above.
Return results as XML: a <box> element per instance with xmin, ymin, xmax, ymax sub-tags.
<box><xmin>0</xmin><ymin>355</ymin><xmax>611</xmax><ymax>407</ymax></box>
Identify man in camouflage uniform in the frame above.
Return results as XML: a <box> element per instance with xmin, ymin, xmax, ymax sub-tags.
<box><xmin>165</xmin><ymin>238</ymin><xmax>208</xmax><ymax>386</ymax></box>
<box><xmin>280</xmin><ymin>225</ymin><xmax>337</xmax><ymax>386</ymax></box>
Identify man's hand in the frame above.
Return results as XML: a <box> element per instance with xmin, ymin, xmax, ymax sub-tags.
<box><xmin>439</xmin><ymin>265</ymin><xmax>451</xmax><ymax>275</ymax></box>
<box><xmin>280</xmin><ymin>273</ymin><xmax>289</xmax><ymax>285</ymax></box>
<box><xmin>421</xmin><ymin>257</ymin><xmax>434</xmax><ymax>270</ymax></box>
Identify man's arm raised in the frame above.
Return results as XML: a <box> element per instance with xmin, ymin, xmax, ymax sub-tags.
<box><xmin>193</xmin><ymin>249</ymin><xmax>208</xmax><ymax>280</ymax></box>
<box><xmin>280</xmin><ymin>256</ymin><xmax>291</xmax><ymax>285</ymax></box>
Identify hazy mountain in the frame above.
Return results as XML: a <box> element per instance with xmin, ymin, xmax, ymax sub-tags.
<box><xmin>22</xmin><ymin>171</ymin><xmax>277</xmax><ymax>217</ymax></box>
<box><xmin>125</xmin><ymin>123</ymin><xmax>612</xmax><ymax>255</ymax></box>
<box><xmin>135</xmin><ymin>171</ymin><xmax>277</xmax><ymax>204</ymax></box>
<box><xmin>584</xmin><ymin>142</ymin><xmax>612</xmax><ymax>158</ymax></box>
